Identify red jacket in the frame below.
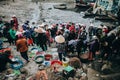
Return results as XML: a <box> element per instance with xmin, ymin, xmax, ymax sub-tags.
<box><xmin>69</xmin><ymin>25</ymin><xmax>76</xmax><ymax>32</ymax></box>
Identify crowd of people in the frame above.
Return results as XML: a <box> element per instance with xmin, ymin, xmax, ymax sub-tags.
<box><xmin>0</xmin><ymin>15</ymin><xmax>120</xmax><ymax>74</ymax></box>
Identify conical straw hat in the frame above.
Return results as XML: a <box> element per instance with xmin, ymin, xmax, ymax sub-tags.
<box><xmin>39</xmin><ymin>23</ymin><xmax>45</xmax><ymax>27</ymax></box>
<box><xmin>55</xmin><ymin>35</ymin><xmax>65</xmax><ymax>43</ymax></box>
<box><xmin>34</xmin><ymin>28</ymin><xmax>45</xmax><ymax>33</ymax></box>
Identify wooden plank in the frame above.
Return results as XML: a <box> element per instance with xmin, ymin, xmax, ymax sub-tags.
<box><xmin>108</xmin><ymin>14</ymin><xmax>118</xmax><ymax>21</ymax></box>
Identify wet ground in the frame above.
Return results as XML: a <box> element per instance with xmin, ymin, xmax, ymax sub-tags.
<box><xmin>0</xmin><ymin>0</ymin><xmax>103</xmax><ymax>26</ymax></box>
<box><xmin>30</xmin><ymin>0</ymin><xmax>103</xmax><ymax>28</ymax></box>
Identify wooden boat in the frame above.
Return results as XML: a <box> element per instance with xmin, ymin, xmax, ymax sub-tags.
<box><xmin>53</xmin><ymin>4</ymin><xmax>67</xmax><ymax>9</ymax></box>
<box><xmin>76</xmin><ymin>3</ymin><xmax>90</xmax><ymax>8</ymax></box>
<box><xmin>95</xmin><ymin>16</ymin><xmax>117</xmax><ymax>21</ymax></box>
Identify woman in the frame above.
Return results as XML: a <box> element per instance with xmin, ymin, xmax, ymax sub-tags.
<box><xmin>8</xmin><ymin>27</ymin><xmax>16</xmax><ymax>45</ymax></box>
<box><xmin>34</xmin><ymin>27</ymin><xmax>47</xmax><ymax>51</ymax></box>
<box><xmin>16</xmin><ymin>34</ymin><xmax>29</xmax><ymax>63</ymax></box>
<box><xmin>55</xmin><ymin>35</ymin><xmax>66</xmax><ymax>61</ymax></box>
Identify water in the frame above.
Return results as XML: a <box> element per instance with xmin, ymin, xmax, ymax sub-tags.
<box><xmin>30</xmin><ymin>5</ymin><xmax>40</xmax><ymax>24</ymax></box>
<box><xmin>29</xmin><ymin>1</ymin><xmax>102</xmax><ymax>28</ymax></box>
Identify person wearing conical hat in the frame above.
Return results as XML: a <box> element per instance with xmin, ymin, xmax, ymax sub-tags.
<box><xmin>55</xmin><ymin>34</ymin><xmax>67</xmax><ymax>61</ymax></box>
<box><xmin>34</xmin><ymin>26</ymin><xmax>47</xmax><ymax>51</ymax></box>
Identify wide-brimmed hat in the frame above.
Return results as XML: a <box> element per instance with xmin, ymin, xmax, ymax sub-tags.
<box><xmin>12</xmin><ymin>15</ymin><xmax>16</xmax><ymax>18</ymax></box>
<box><xmin>103</xmin><ymin>25</ymin><xmax>107</xmax><ymax>29</ymax></box>
<box><xmin>90</xmin><ymin>23</ymin><xmax>94</xmax><ymax>27</ymax></box>
<box><xmin>34</xmin><ymin>28</ymin><xmax>46</xmax><ymax>33</ymax></box>
<box><xmin>92</xmin><ymin>36</ymin><xmax>98</xmax><ymax>40</ymax></box>
<box><xmin>39</xmin><ymin>23</ymin><xmax>45</xmax><ymax>27</ymax></box>
<box><xmin>55</xmin><ymin>35</ymin><xmax>65</xmax><ymax>43</ymax></box>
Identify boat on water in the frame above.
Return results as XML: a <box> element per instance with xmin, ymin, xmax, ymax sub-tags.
<box><xmin>53</xmin><ymin>4</ymin><xmax>67</xmax><ymax>9</ymax></box>
<box><xmin>84</xmin><ymin>0</ymin><xmax>120</xmax><ymax>22</ymax></box>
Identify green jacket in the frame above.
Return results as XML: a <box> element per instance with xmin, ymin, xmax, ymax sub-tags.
<box><xmin>9</xmin><ymin>29</ymin><xmax>16</xmax><ymax>39</ymax></box>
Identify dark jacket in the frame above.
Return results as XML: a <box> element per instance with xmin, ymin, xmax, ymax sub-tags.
<box><xmin>90</xmin><ymin>39</ymin><xmax>100</xmax><ymax>52</ymax></box>
<box><xmin>76</xmin><ymin>39</ymin><xmax>84</xmax><ymax>53</ymax></box>
<box><xmin>37</xmin><ymin>33</ymin><xmax>47</xmax><ymax>45</ymax></box>
<box><xmin>56</xmin><ymin>43</ymin><xmax>66</xmax><ymax>53</ymax></box>
<box><xmin>112</xmin><ymin>37</ymin><xmax>120</xmax><ymax>51</ymax></box>
<box><xmin>68</xmin><ymin>31</ymin><xmax>76</xmax><ymax>41</ymax></box>
<box><xmin>0</xmin><ymin>53</ymin><xmax>15</xmax><ymax>72</ymax></box>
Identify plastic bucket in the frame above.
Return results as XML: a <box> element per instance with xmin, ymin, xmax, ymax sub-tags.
<box><xmin>62</xmin><ymin>58</ymin><xmax>69</xmax><ymax>67</ymax></box>
<box><xmin>62</xmin><ymin>61</ymin><xmax>69</xmax><ymax>67</ymax></box>
<box><xmin>34</xmin><ymin>55</ymin><xmax>44</xmax><ymax>64</ymax></box>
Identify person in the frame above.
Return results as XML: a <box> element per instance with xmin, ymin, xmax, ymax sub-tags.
<box><xmin>0</xmin><ymin>50</ymin><xmax>18</xmax><ymax>72</ymax></box>
<box><xmin>50</xmin><ymin>24</ymin><xmax>57</xmax><ymax>39</ymax></box>
<box><xmin>76</xmin><ymin>38</ymin><xmax>84</xmax><ymax>58</ymax></box>
<box><xmin>68</xmin><ymin>30</ymin><xmax>76</xmax><ymax>41</ymax></box>
<box><xmin>69</xmin><ymin>23</ymin><xmax>76</xmax><ymax>33</ymax></box>
<box><xmin>0</xmin><ymin>35</ymin><xmax>3</xmax><ymax>50</ymax></box>
<box><xmin>23</xmin><ymin>27</ymin><xmax>31</xmax><ymax>39</ymax></box>
<box><xmin>88</xmin><ymin>22</ymin><xmax>94</xmax><ymax>40</ymax></box>
<box><xmin>34</xmin><ymin>27</ymin><xmax>47</xmax><ymax>51</ymax></box>
<box><xmin>112</xmin><ymin>33</ymin><xmax>120</xmax><ymax>57</ymax></box>
<box><xmin>117</xmin><ymin>9</ymin><xmax>120</xmax><ymax>22</ymax></box>
<box><xmin>55</xmin><ymin>35</ymin><xmax>66</xmax><ymax>61</ymax></box>
<box><xmin>3</xmin><ymin>22</ymin><xmax>11</xmax><ymax>39</ymax></box>
<box><xmin>16</xmin><ymin>34</ymin><xmax>29</xmax><ymax>63</ymax></box>
<box><xmin>46</xmin><ymin>28</ymin><xmax>51</xmax><ymax>47</ymax></box>
<box><xmin>8</xmin><ymin>27</ymin><xmax>16</xmax><ymax>45</ymax></box>
<box><xmin>27</xmin><ymin>36</ymin><xmax>34</xmax><ymax>46</ymax></box>
<box><xmin>89</xmin><ymin>36</ymin><xmax>100</xmax><ymax>60</ymax></box>
<box><xmin>0</xmin><ymin>18</ymin><xmax>4</xmax><ymax>31</ymax></box>
<box><xmin>22</xmin><ymin>21</ymin><xmax>29</xmax><ymax>30</ymax></box>
<box><xmin>11</xmin><ymin>15</ymin><xmax>19</xmax><ymax>29</ymax></box>
<box><xmin>35</xmin><ymin>65</ymin><xmax>48</xmax><ymax>80</ymax></box>
<box><xmin>30</xmin><ymin>22</ymin><xmax>36</xmax><ymax>29</ymax></box>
